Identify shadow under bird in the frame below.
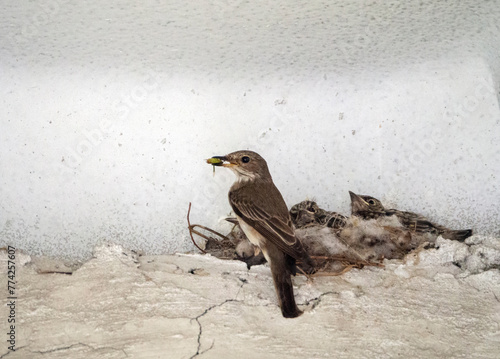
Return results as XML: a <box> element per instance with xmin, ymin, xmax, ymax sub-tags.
<box><xmin>349</xmin><ymin>191</ymin><xmax>473</xmax><ymax>242</ymax></box>
<box><xmin>207</xmin><ymin>150</ymin><xmax>315</xmax><ymax>318</ymax></box>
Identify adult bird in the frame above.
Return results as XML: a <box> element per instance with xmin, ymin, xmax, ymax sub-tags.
<box><xmin>207</xmin><ymin>150</ymin><xmax>315</xmax><ymax>318</ymax></box>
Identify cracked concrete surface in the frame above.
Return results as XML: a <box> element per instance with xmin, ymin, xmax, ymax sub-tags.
<box><xmin>1</xmin><ymin>238</ymin><xmax>500</xmax><ymax>359</ymax></box>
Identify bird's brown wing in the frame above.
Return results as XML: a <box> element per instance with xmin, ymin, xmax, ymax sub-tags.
<box><xmin>229</xmin><ymin>184</ymin><xmax>306</xmax><ymax>260</ymax></box>
<box><xmin>388</xmin><ymin>209</ymin><xmax>444</xmax><ymax>234</ymax></box>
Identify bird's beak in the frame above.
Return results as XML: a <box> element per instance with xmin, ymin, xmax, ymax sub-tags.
<box><xmin>348</xmin><ymin>191</ymin><xmax>360</xmax><ymax>202</ymax></box>
<box><xmin>224</xmin><ymin>216</ymin><xmax>239</xmax><ymax>225</ymax></box>
<box><xmin>206</xmin><ymin>156</ymin><xmax>235</xmax><ymax>167</ymax></box>
<box><xmin>349</xmin><ymin>191</ymin><xmax>368</xmax><ymax>210</ymax></box>
<box><xmin>349</xmin><ymin>191</ymin><xmax>364</xmax><ymax>204</ymax></box>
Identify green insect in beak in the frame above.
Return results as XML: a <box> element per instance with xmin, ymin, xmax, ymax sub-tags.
<box><xmin>206</xmin><ymin>157</ymin><xmax>223</xmax><ymax>165</ymax></box>
<box><xmin>206</xmin><ymin>156</ymin><xmax>225</xmax><ymax>176</ymax></box>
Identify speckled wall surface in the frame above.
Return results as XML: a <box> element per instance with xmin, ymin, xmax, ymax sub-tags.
<box><xmin>1</xmin><ymin>1</ymin><xmax>499</xmax><ymax>259</ymax></box>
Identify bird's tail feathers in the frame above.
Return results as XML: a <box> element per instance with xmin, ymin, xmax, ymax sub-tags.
<box><xmin>268</xmin><ymin>250</ymin><xmax>302</xmax><ymax>318</ymax></box>
<box><xmin>441</xmin><ymin>229</ymin><xmax>473</xmax><ymax>242</ymax></box>
<box><xmin>271</xmin><ymin>267</ymin><xmax>302</xmax><ymax>318</ymax></box>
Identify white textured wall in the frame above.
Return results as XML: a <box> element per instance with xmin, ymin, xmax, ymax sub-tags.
<box><xmin>1</xmin><ymin>1</ymin><xmax>499</xmax><ymax>259</ymax></box>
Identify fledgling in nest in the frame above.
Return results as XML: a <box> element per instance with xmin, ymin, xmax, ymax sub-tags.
<box><xmin>225</xmin><ymin>217</ymin><xmax>267</xmax><ymax>268</ymax></box>
<box><xmin>296</xmin><ymin>215</ymin><xmax>412</xmax><ymax>264</ymax></box>
<box><xmin>349</xmin><ymin>191</ymin><xmax>473</xmax><ymax>242</ymax></box>
<box><xmin>290</xmin><ymin>200</ymin><xmax>347</xmax><ymax>229</ymax></box>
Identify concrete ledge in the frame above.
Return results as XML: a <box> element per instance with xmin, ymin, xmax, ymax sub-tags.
<box><xmin>1</xmin><ymin>240</ymin><xmax>499</xmax><ymax>358</ymax></box>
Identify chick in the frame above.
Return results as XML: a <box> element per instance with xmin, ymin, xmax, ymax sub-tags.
<box><xmin>291</xmin><ymin>200</ymin><xmax>410</xmax><ymax>267</ymax></box>
<box><xmin>224</xmin><ymin>217</ymin><xmax>267</xmax><ymax>268</ymax></box>
<box><xmin>349</xmin><ymin>191</ymin><xmax>473</xmax><ymax>242</ymax></box>
<box><xmin>290</xmin><ymin>200</ymin><xmax>347</xmax><ymax>230</ymax></box>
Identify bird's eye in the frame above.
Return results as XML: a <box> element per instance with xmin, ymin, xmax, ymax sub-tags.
<box><xmin>241</xmin><ymin>156</ymin><xmax>250</xmax><ymax>163</ymax></box>
<box><xmin>368</xmin><ymin>199</ymin><xmax>376</xmax><ymax>205</ymax></box>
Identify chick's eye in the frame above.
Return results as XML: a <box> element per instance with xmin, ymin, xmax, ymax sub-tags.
<box><xmin>368</xmin><ymin>199</ymin><xmax>375</xmax><ymax>205</ymax></box>
<box><xmin>241</xmin><ymin>156</ymin><xmax>250</xmax><ymax>163</ymax></box>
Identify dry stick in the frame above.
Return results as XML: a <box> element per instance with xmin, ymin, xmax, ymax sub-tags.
<box><xmin>312</xmin><ymin>266</ymin><xmax>356</xmax><ymax>276</ymax></box>
<box><xmin>187</xmin><ymin>202</ymin><xmax>233</xmax><ymax>254</ymax></box>
<box><xmin>311</xmin><ymin>255</ymin><xmax>384</xmax><ymax>268</ymax></box>
<box><xmin>191</xmin><ymin>225</ymin><xmax>231</xmax><ymax>242</ymax></box>
<box><xmin>187</xmin><ymin>202</ymin><xmax>207</xmax><ymax>253</ymax></box>
<box><xmin>298</xmin><ymin>253</ymin><xmax>382</xmax><ymax>278</ymax></box>
<box><xmin>307</xmin><ymin>253</ymin><xmax>384</xmax><ymax>277</ymax></box>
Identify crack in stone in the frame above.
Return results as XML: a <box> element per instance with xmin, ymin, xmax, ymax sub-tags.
<box><xmin>234</xmin><ymin>274</ymin><xmax>249</xmax><ymax>300</ymax></box>
<box><xmin>32</xmin><ymin>343</ymin><xmax>91</xmax><ymax>354</ymax></box>
<box><xmin>302</xmin><ymin>291</ymin><xmax>338</xmax><ymax>310</ymax></box>
<box><xmin>190</xmin><ymin>299</ymin><xmax>239</xmax><ymax>359</ymax></box>
<box><xmin>493</xmin><ymin>291</ymin><xmax>500</xmax><ymax>303</ymax></box>
<box><xmin>458</xmin><ymin>274</ymin><xmax>500</xmax><ymax>305</ymax></box>
<box><xmin>0</xmin><ymin>346</ymin><xmax>27</xmax><ymax>358</ymax></box>
<box><xmin>28</xmin><ymin>343</ymin><xmax>127</xmax><ymax>357</ymax></box>
<box><xmin>190</xmin><ymin>280</ymin><xmax>247</xmax><ymax>359</ymax></box>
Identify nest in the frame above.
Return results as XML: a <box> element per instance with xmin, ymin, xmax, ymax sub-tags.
<box><xmin>187</xmin><ymin>203</ymin><xmax>390</xmax><ymax>276</ymax></box>
<box><xmin>187</xmin><ymin>188</ymin><xmax>473</xmax><ymax>278</ymax></box>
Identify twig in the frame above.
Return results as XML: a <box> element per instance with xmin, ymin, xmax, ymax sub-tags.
<box><xmin>310</xmin><ymin>255</ymin><xmax>384</xmax><ymax>268</ymax></box>
<box><xmin>187</xmin><ymin>202</ymin><xmax>233</xmax><ymax>254</ymax></box>
<box><xmin>187</xmin><ymin>202</ymin><xmax>207</xmax><ymax>253</ymax></box>
<box><xmin>190</xmin><ymin>224</ymin><xmax>231</xmax><ymax>243</ymax></box>
<box><xmin>312</xmin><ymin>266</ymin><xmax>356</xmax><ymax>276</ymax></box>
